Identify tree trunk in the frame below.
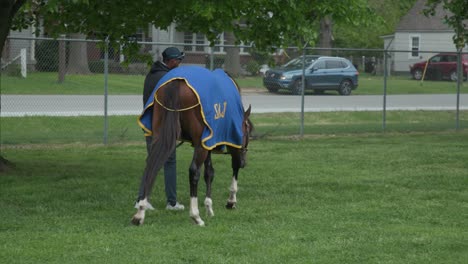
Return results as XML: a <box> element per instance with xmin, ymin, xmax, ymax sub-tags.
<box><xmin>0</xmin><ymin>0</ymin><xmax>26</xmax><ymax>173</ymax></box>
<box><xmin>66</xmin><ymin>33</ymin><xmax>91</xmax><ymax>74</ymax></box>
<box><xmin>223</xmin><ymin>31</ymin><xmax>241</xmax><ymax>77</ymax></box>
<box><xmin>0</xmin><ymin>0</ymin><xmax>26</xmax><ymax>57</ymax></box>
<box><xmin>58</xmin><ymin>36</ymin><xmax>66</xmax><ymax>83</ymax></box>
<box><xmin>318</xmin><ymin>16</ymin><xmax>333</xmax><ymax>56</ymax></box>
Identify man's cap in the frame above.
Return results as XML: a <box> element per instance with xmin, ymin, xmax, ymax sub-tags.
<box><xmin>162</xmin><ymin>47</ymin><xmax>185</xmax><ymax>60</ymax></box>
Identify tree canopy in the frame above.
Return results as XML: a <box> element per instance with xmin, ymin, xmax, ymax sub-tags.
<box><xmin>334</xmin><ymin>0</ymin><xmax>417</xmax><ymax>49</ymax></box>
<box><xmin>424</xmin><ymin>0</ymin><xmax>468</xmax><ymax>50</ymax></box>
<box><xmin>5</xmin><ymin>0</ymin><xmax>375</xmax><ymax>53</ymax></box>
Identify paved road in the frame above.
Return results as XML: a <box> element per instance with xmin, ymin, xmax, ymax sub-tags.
<box><xmin>1</xmin><ymin>93</ymin><xmax>467</xmax><ymax>117</ymax></box>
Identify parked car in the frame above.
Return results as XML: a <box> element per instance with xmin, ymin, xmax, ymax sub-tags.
<box><xmin>263</xmin><ymin>55</ymin><xmax>359</xmax><ymax>95</ymax></box>
<box><xmin>409</xmin><ymin>53</ymin><xmax>468</xmax><ymax>81</ymax></box>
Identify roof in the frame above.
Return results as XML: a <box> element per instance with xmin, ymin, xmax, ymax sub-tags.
<box><xmin>396</xmin><ymin>0</ymin><xmax>452</xmax><ymax>31</ymax></box>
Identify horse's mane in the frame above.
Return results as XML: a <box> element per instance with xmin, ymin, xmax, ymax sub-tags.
<box><xmin>224</xmin><ymin>71</ymin><xmax>241</xmax><ymax>93</ymax></box>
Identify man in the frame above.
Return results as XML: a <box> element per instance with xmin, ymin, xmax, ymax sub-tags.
<box><xmin>137</xmin><ymin>47</ymin><xmax>185</xmax><ymax>210</ymax></box>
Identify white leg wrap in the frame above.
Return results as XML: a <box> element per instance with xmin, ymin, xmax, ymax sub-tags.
<box><xmin>190</xmin><ymin>197</ymin><xmax>205</xmax><ymax>226</ymax></box>
<box><xmin>132</xmin><ymin>198</ymin><xmax>152</xmax><ymax>225</ymax></box>
<box><xmin>228</xmin><ymin>178</ymin><xmax>238</xmax><ymax>204</ymax></box>
<box><xmin>134</xmin><ymin>198</ymin><xmax>154</xmax><ymax>210</ymax></box>
<box><xmin>204</xmin><ymin>197</ymin><xmax>214</xmax><ymax>217</ymax></box>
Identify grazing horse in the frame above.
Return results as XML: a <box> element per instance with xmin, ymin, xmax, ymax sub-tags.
<box><xmin>132</xmin><ymin>66</ymin><xmax>253</xmax><ymax>226</ymax></box>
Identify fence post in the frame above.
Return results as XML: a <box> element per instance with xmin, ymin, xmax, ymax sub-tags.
<box><xmin>103</xmin><ymin>37</ymin><xmax>109</xmax><ymax>144</ymax></box>
<box><xmin>455</xmin><ymin>49</ymin><xmax>461</xmax><ymax>130</ymax></box>
<box><xmin>300</xmin><ymin>44</ymin><xmax>307</xmax><ymax>137</ymax></box>
<box><xmin>58</xmin><ymin>35</ymin><xmax>66</xmax><ymax>83</ymax></box>
<box><xmin>382</xmin><ymin>50</ymin><xmax>388</xmax><ymax>132</ymax></box>
<box><xmin>20</xmin><ymin>48</ymin><xmax>27</xmax><ymax>78</ymax></box>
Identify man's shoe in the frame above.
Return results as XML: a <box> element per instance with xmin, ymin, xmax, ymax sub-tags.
<box><xmin>166</xmin><ymin>202</ymin><xmax>185</xmax><ymax>211</ymax></box>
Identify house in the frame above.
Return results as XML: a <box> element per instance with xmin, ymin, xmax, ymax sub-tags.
<box><xmin>149</xmin><ymin>24</ymin><xmax>253</xmax><ymax>66</ymax></box>
<box><xmin>3</xmin><ymin>23</ymin><xmax>256</xmax><ymax>73</ymax></box>
<box><xmin>382</xmin><ymin>0</ymin><xmax>468</xmax><ymax>74</ymax></box>
<box><xmin>2</xmin><ymin>27</ymin><xmax>38</xmax><ymax>67</ymax></box>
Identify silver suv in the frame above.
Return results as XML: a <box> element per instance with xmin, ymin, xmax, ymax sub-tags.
<box><xmin>263</xmin><ymin>56</ymin><xmax>359</xmax><ymax>95</ymax></box>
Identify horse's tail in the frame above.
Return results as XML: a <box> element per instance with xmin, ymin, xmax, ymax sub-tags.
<box><xmin>142</xmin><ymin>80</ymin><xmax>182</xmax><ymax>198</ymax></box>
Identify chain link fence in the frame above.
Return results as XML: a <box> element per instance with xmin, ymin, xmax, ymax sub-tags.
<box><xmin>1</xmin><ymin>36</ymin><xmax>467</xmax><ymax>146</ymax></box>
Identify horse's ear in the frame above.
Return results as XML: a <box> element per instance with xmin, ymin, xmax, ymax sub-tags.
<box><xmin>244</xmin><ymin>105</ymin><xmax>251</xmax><ymax>117</ymax></box>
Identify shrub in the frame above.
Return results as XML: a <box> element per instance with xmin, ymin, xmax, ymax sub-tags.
<box><xmin>245</xmin><ymin>60</ymin><xmax>260</xmax><ymax>76</ymax></box>
<box><xmin>35</xmin><ymin>40</ymin><xmax>59</xmax><ymax>72</ymax></box>
<box><xmin>88</xmin><ymin>61</ymin><xmax>124</xmax><ymax>74</ymax></box>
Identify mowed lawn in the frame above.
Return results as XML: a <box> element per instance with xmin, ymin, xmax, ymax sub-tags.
<box><xmin>1</xmin><ymin>71</ymin><xmax>466</xmax><ymax>95</ymax></box>
<box><xmin>1</xmin><ymin>132</ymin><xmax>467</xmax><ymax>263</ymax></box>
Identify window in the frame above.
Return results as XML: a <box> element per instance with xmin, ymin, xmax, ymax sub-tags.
<box><xmin>183</xmin><ymin>32</ymin><xmax>207</xmax><ymax>52</ymax></box>
<box><xmin>213</xmin><ymin>33</ymin><xmax>224</xmax><ymax>53</ymax></box>
<box><xmin>326</xmin><ymin>60</ymin><xmax>344</xmax><ymax>69</ymax></box>
<box><xmin>183</xmin><ymin>32</ymin><xmax>194</xmax><ymax>52</ymax></box>
<box><xmin>430</xmin><ymin>55</ymin><xmax>441</xmax><ymax>63</ymax></box>
<box><xmin>410</xmin><ymin>36</ymin><xmax>420</xmax><ymax>58</ymax></box>
<box><xmin>195</xmin><ymin>33</ymin><xmax>204</xmax><ymax>52</ymax></box>
<box><xmin>446</xmin><ymin>55</ymin><xmax>457</xmax><ymax>62</ymax></box>
<box><xmin>314</xmin><ymin>61</ymin><xmax>325</xmax><ymax>70</ymax></box>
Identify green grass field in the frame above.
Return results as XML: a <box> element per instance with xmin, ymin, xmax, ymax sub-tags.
<box><xmin>1</xmin><ymin>72</ymin><xmax>466</xmax><ymax>95</ymax></box>
<box><xmin>1</xmin><ymin>111</ymin><xmax>467</xmax><ymax>145</ymax></box>
<box><xmin>1</xmin><ymin>131</ymin><xmax>467</xmax><ymax>263</ymax></box>
<box><xmin>1</xmin><ymin>74</ymin><xmax>467</xmax><ymax>263</ymax></box>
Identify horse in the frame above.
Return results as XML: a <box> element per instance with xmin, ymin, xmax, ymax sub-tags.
<box><xmin>131</xmin><ymin>66</ymin><xmax>253</xmax><ymax>226</ymax></box>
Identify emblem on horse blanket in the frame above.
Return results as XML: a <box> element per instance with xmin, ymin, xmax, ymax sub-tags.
<box><xmin>138</xmin><ymin>65</ymin><xmax>245</xmax><ymax>150</ymax></box>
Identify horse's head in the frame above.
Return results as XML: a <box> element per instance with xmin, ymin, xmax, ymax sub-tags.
<box><xmin>240</xmin><ymin>105</ymin><xmax>253</xmax><ymax>168</ymax></box>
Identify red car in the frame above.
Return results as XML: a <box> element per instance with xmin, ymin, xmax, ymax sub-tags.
<box><xmin>410</xmin><ymin>53</ymin><xmax>468</xmax><ymax>81</ymax></box>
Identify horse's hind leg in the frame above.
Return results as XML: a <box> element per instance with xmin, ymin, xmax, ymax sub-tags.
<box><xmin>189</xmin><ymin>148</ymin><xmax>208</xmax><ymax>226</ymax></box>
<box><xmin>204</xmin><ymin>152</ymin><xmax>215</xmax><ymax>217</ymax></box>
<box><xmin>131</xmin><ymin>198</ymin><xmax>154</xmax><ymax>225</ymax></box>
<box><xmin>131</xmin><ymin>166</ymin><xmax>156</xmax><ymax>225</ymax></box>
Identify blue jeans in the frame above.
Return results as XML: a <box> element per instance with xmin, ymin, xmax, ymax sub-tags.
<box><xmin>138</xmin><ymin>136</ymin><xmax>178</xmax><ymax>206</ymax></box>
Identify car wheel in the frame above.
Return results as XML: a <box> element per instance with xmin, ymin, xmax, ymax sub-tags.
<box><xmin>338</xmin><ymin>80</ymin><xmax>353</xmax><ymax>96</ymax></box>
<box><xmin>413</xmin><ymin>69</ymin><xmax>423</xmax><ymax>80</ymax></box>
<box><xmin>291</xmin><ymin>79</ymin><xmax>303</xmax><ymax>95</ymax></box>
<box><xmin>449</xmin><ymin>71</ymin><xmax>458</xmax><ymax>82</ymax></box>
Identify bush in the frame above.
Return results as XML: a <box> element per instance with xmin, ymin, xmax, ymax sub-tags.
<box><xmin>88</xmin><ymin>61</ymin><xmax>124</xmax><ymax>74</ymax></box>
<box><xmin>3</xmin><ymin>63</ymin><xmax>22</xmax><ymax>77</ymax></box>
<box><xmin>245</xmin><ymin>60</ymin><xmax>260</xmax><ymax>76</ymax></box>
<box><xmin>88</xmin><ymin>61</ymin><xmax>104</xmax><ymax>73</ymax></box>
<box><xmin>35</xmin><ymin>40</ymin><xmax>59</xmax><ymax>72</ymax></box>
<box><xmin>249</xmin><ymin>48</ymin><xmax>273</xmax><ymax>65</ymax></box>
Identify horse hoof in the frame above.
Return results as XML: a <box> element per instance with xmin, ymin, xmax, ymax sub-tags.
<box><xmin>131</xmin><ymin>216</ymin><xmax>143</xmax><ymax>226</ymax></box>
<box><xmin>191</xmin><ymin>217</ymin><xmax>205</xmax><ymax>226</ymax></box>
<box><xmin>226</xmin><ymin>202</ymin><xmax>236</xmax><ymax>209</ymax></box>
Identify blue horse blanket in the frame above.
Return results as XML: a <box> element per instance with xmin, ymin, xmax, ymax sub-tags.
<box><xmin>138</xmin><ymin>65</ymin><xmax>245</xmax><ymax>150</ymax></box>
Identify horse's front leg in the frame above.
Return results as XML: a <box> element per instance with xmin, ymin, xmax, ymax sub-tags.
<box><xmin>204</xmin><ymin>152</ymin><xmax>215</xmax><ymax>217</ymax></box>
<box><xmin>189</xmin><ymin>147</ymin><xmax>208</xmax><ymax>226</ymax></box>
<box><xmin>226</xmin><ymin>148</ymin><xmax>242</xmax><ymax>209</ymax></box>
<box><xmin>226</xmin><ymin>167</ymin><xmax>239</xmax><ymax>209</ymax></box>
